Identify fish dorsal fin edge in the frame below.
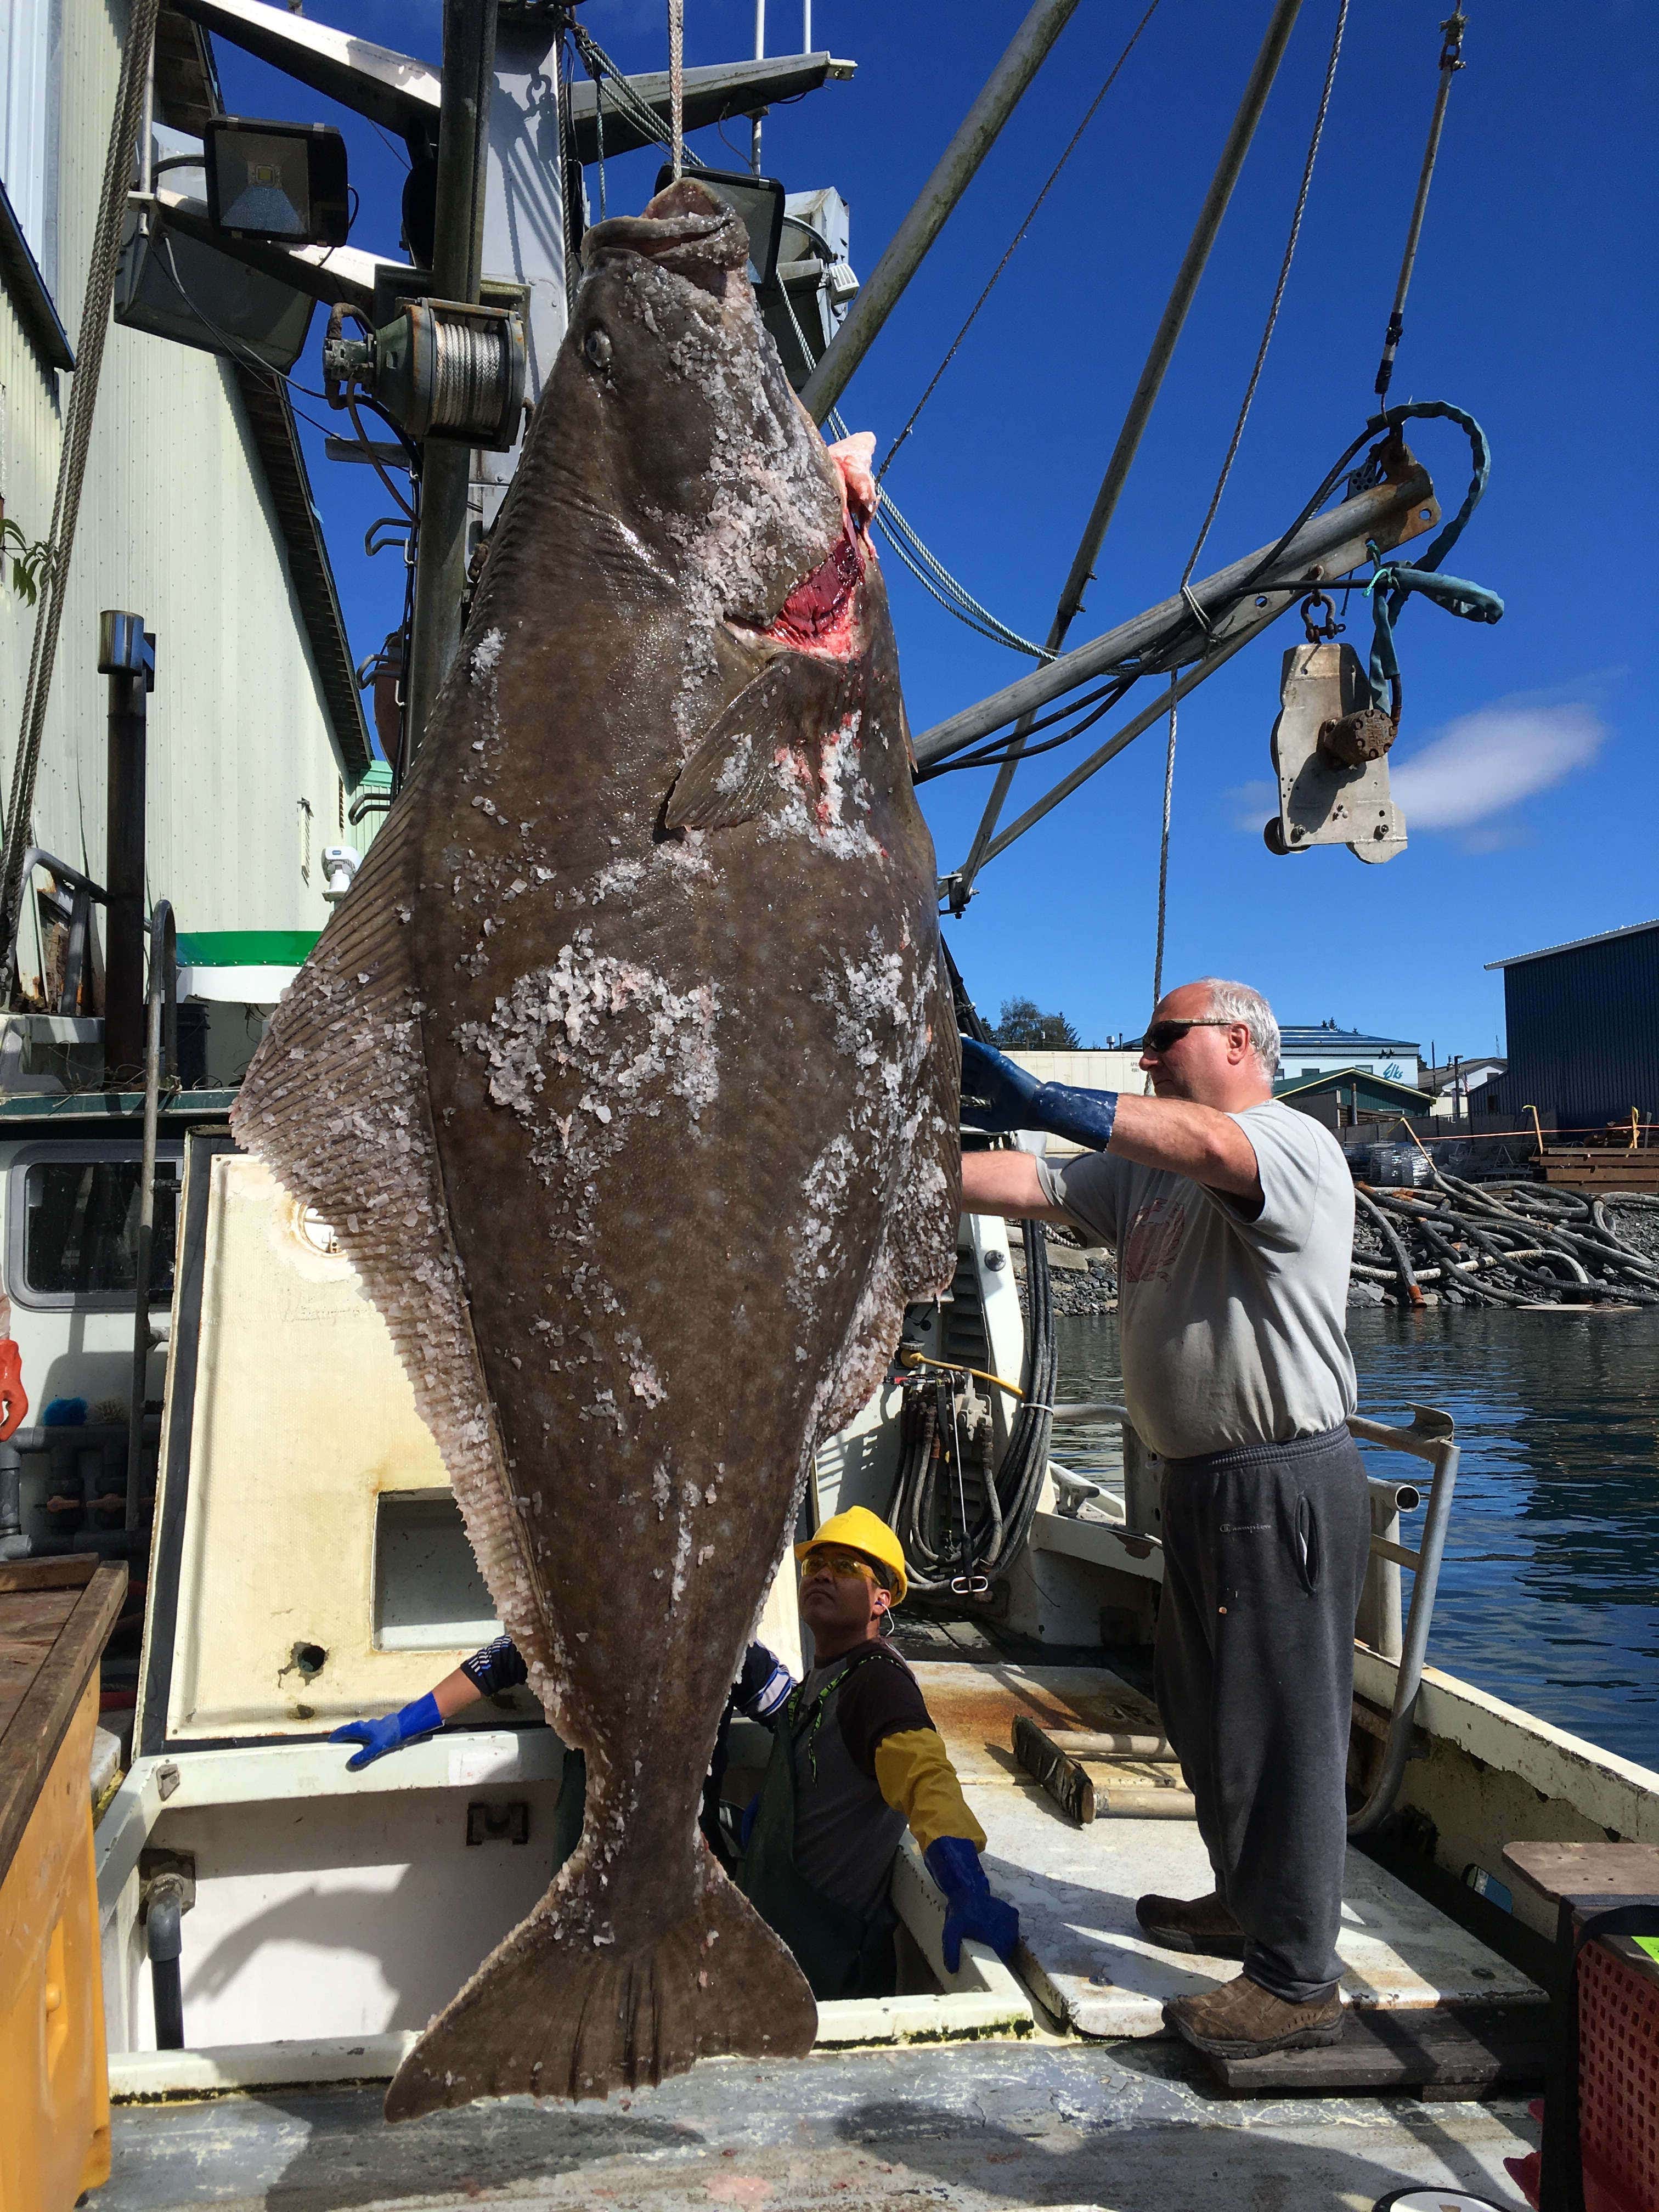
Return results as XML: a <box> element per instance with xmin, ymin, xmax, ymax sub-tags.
<box><xmin>230</xmin><ymin>780</ymin><xmax>560</xmax><ymax>1706</ymax></box>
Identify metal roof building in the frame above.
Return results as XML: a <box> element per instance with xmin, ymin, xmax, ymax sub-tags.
<box><xmin>1485</xmin><ymin>921</ymin><xmax>1659</xmax><ymax>1132</ymax></box>
<box><xmin>1273</xmin><ymin>1023</ymin><xmax>1422</xmax><ymax>1084</ymax></box>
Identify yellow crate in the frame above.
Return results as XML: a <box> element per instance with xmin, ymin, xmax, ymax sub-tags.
<box><xmin>0</xmin><ymin>1677</ymin><xmax>111</xmax><ymax>2211</ymax></box>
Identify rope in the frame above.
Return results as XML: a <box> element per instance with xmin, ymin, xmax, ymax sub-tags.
<box><xmin>878</xmin><ymin>0</ymin><xmax>1166</xmax><ymax>486</ymax></box>
<box><xmin>1373</xmin><ymin>10</ymin><xmax>1467</xmax><ymax>403</ymax></box>
<box><xmin>1</xmin><ymin>0</ymin><xmax>162</xmax><ymax>968</ymax></box>
<box><xmin>1150</xmin><ymin>0</ymin><xmax>1348</xmax><ymax>1001</ymax></box>
<box><xmin>667</xmin><ymin>0</ymin><xmax>684</xmax><ymax>180</ymax></box>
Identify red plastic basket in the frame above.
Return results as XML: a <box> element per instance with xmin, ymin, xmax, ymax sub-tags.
<box><xmin>1577</xmin><ymin>1940</ymin><xmax>1659</xmax><ymax>2212</ymax></box>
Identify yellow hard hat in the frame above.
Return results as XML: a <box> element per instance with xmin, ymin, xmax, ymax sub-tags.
<box><xmin>796</xmin><ymin>1506</ymin><xmax>909</xmax><ymax>1605</ymax></box>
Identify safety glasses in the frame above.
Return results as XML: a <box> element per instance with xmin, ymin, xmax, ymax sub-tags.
<box><xmin>1142</xmin><ymin>1016</ymin><xmax>1238</xmax><ymax>1055</ymax></box>
<box><xmin>799</xmin><ymin>1545</ymin><xmax>882</xmax><ymax>1588</ymax></box>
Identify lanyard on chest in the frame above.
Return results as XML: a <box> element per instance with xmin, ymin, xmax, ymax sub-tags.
<box><xmin>786</xmin><ymin>1645</ymin><xmax>890</xmax><ymax>1778</ymax></box>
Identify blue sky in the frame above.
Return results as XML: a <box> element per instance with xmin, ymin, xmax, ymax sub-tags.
<box><xmin>215</xmin><ymin>2</ymin><xmax>1656</xmax><ymax>1059</ymax></box>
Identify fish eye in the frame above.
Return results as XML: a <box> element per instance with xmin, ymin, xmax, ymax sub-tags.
<box><xmin>583</xmin><ymin>328</ymin><xmax>612</xmax><ymax>372</ymax></box>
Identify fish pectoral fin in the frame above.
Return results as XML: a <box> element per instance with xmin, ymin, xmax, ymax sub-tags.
<box><xmin>664</xmin><ymin>654</ymin><xmax>845</xmax><ymax>833</ymax></box>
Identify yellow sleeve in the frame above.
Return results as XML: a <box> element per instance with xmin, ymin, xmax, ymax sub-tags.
<box><xmin>873</xmin><ymin>1726</ymin><xmax>985</xmax><ymax>1854</ymax></box>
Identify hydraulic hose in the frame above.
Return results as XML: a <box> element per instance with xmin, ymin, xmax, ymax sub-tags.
<box><xmin>145</xmin><ymin>1881</ymin><xmax>185</xmax><ymax>2049</ymax></box>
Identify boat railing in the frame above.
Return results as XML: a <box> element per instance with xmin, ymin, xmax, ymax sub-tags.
<box><xmin>1045</xmin><ymin>1398</ymin><xmax>1460</xmax><ymax>1834</ymax></box>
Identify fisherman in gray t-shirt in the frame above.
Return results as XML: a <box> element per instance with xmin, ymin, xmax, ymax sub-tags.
<box><xmin>957</xmin><ymin>977</ymin><xmax>1369</xmax><ymax>2061</ymax></box>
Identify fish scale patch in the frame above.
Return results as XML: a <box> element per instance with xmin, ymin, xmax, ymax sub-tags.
<box><xmin>454</xmin><ymin>932</ymin><xmax>720</xmax><ymax>1176</ymax></box>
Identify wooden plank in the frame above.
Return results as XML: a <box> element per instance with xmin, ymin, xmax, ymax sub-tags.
<box><xmin>0</xmin><ymin>1555</ymin><xmax>97</xmax><ymax>1596</ymax></box>
<box><xmin>1096</xmin><ymin>1785</ymin><xmax>1197</xmax><ymax>1819</ymax></box>
<box><xmin>1204</xmin><ymin>2001</ymin><xmax>1552</xmax><ymax>2097</ymax></box>
<box><xmin>1504</xmin><ymin>1839</ymin><xmax>1659</xmax><ymax>1908</ymax></box>
<box><xmin>0</xmin><ymin>1559</ymin><xmax>126</xmax><ymax>1881</ymax></box>
<box><xmin>1046</xmin><ymin>1729</ymin><xmax>1178</xmax><ymax>1760</ymax></box>
<box><xmin>0</xmin><ymin>1590</ymin><xmax>82</xmax><ymax>1639</ymax></box>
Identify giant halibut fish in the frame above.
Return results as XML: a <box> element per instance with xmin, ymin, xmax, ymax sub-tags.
<box><xmin>232</xmin><ymin>178</ymin><xmax>959</xmax><ymax>2115</ymax></box>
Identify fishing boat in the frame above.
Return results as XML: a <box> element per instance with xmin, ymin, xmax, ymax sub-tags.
<box><xmin>1</xmin><ymin>4</ymin><xmax>1651</xmax><ymax>2210</ymax></box>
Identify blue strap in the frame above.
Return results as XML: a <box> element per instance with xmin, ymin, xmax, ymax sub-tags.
<box><xmin>1358</xmin><ymin>401</ymin><xmax>1504</xmax><ymax>711</ymax></box>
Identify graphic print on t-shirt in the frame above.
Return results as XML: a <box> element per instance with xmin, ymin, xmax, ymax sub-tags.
<box><xmin>1121</xmin><ymin>1193</ymin><xmax>1189</xmax><ymax>1288</ymax></box>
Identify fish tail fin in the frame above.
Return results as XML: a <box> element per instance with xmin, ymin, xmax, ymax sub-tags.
<box><xmin>383</xmin><ymin>1849</ymin><xmax>815</xmax><ymax>2118</ymax></box>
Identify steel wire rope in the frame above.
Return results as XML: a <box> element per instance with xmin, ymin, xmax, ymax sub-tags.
<box><xmin>877</xmin><ymin>0</ymin><xmax>1166</xmax><ymax>487</ymax></box>
<box><xmin>1149</xmin><ymin>0</ymin><xmax>1349</xmax><ymax>1000</ymax></box>
<box><xmin>1372</xmin><ymin>10</ymin><xmax>1466</xmax><ymax>403</ymax></box>
<box><xmin>2</xmin><ymin>0</ymin><xmax>162</xmax><ymax>953</ymax></box>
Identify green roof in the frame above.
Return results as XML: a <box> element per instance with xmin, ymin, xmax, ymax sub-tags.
<box><xmin>1274</xmin><ymin>1065</ymin><xmax>1432</xmax><ymax>1108</ymax></box>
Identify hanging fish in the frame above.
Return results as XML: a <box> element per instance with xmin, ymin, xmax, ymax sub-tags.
<box><xmin>233</xmin><ymin>178</ymin><xmax>958</xmax><ymax>2116</ymax></box>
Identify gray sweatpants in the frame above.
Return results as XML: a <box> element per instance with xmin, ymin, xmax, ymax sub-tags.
<box><xmin>1154</xmin><ymin>1424</ymin><xmax>1372</xmax><ymax>2005</ymax></box>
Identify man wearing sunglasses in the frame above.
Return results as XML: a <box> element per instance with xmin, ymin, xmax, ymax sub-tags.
<box><xmin>959</xmin><ymin>977</ymin><xmax>1365</xmax><ymax>2061</ymax></box>
<box><xmin>329</xmin><ymin>1504</ymin><xmax>1015</xmax><ymax>2004</ymax></box>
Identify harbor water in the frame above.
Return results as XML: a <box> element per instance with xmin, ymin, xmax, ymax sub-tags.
<box><xmin>1050</xmin><ymin>1306</ymin><xmax>1659</xmax><ymax>1769</ymax></box>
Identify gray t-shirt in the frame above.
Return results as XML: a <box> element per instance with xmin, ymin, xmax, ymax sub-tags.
<box><xmin>1034</xmin><ymin>1099</ymin><xmax>1357</xmax><ymax>1461</ymax></box>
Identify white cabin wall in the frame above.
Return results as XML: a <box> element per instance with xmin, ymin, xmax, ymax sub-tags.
<box><xmin>1</xmin><ymin>0</ymin><xmax>360</xmax><ymax>943</ymax></box>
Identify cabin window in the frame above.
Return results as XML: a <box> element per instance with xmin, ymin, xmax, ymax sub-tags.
<box><xmin>7</xmin><ymin>1144</ymin><xmax>183</xmax><ymax>1309</ymax></box>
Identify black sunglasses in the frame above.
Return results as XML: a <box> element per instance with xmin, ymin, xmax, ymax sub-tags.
<box><xmin>1143</xmin><ymin>1016</ymin><xmax>1238</xmax><ymax>1054</ymax></box>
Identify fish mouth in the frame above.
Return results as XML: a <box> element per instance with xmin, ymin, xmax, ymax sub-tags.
<box><xmin>748</xmin><ymin>520</ymin><xmax>867</xmax><ymax>661</ymax></box>
<box><xmin>582</xmin><ymin>178</ymin><xmax>749</xmax><ymax>276</ymax></box>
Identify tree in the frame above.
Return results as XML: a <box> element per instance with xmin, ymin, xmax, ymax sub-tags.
<box><xmin>991</xmin><ymin>996</ymin><xmax>1080</xmax><ymax>1051</ymax></box>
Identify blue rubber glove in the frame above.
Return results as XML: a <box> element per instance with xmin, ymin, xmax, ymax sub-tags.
<box><xmin>330</xmin><ymin>1691</ymin><xmax>442</xmax><ymax>1772</ymax></box>
<box><xmin>958</xmin><ymin>1037</ymin><xmax>1041</xmax><ymax>1133</ymax></box>
<box><xmin>924</xmin><ymin>1835</ymin><xmax>1020</xmax><ymax>1971</ymax></box>
<box><xmin>960</xmin><ymin>1039</ymin><xmax>1119</xmax><ymax>1153</ymax></box>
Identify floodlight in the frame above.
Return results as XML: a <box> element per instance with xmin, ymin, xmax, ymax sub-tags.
<box><xmin>205</xmin><ymin>116</ymin><xmax>350</xmax><ymax>249</ymax></box>
<box><xmin>653</xmin><ymin>164</ymin><xmax>786</xmax><ymax>290</ymax></box>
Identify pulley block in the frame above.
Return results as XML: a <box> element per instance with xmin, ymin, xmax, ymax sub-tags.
<box><xmin>1264</xmin><ymin>641</ymin><xmax>1407</xmax><ymax>865</ymax></box>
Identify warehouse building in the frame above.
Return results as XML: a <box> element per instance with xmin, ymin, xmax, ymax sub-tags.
<box><xmin>1486</xmin><ymin>921</ymin><xmax>1659</xmax><ymax>1133</ymax></box>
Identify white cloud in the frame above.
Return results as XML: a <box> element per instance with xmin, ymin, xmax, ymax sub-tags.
<box><xmin>1225</xmin><ymin>778</ymin><xmax>1278</xmax><ymax>832</ymax></box>
<box><xmin>1391</xmin><ymin>701</ymin><xmax>1604</xmax><ymax>830</ymax></box>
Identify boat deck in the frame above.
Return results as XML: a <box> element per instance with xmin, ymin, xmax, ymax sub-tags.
<box><xmin>103</xmin><ymin>2039</ymin><xmax>1539</xmax><ymax>2210</ymax></box>
<box><xmin>919</xmin><ymin>1662</ymin><xmax>1545</xmax><ymax>2039</ymax></box>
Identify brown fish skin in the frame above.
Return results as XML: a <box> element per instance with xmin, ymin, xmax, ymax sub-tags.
<box><xmin>232</xmin><ymin>178</ymin><xmax>958</xmax><ymax>2116</ymax></box>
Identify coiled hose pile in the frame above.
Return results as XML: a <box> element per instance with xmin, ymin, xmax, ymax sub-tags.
<box><xmin>1353</xmin><ymin>1169</ymin><xmax>1659</xmax><ymax>1308</ymax></box>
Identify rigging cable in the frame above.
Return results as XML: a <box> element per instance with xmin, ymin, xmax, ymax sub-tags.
<box><xmin>878</xmin><ymin>0</ymin><xmax>1166</xmax><ymax>487</ymax></box>
<box><xmin>1373</xmin><ymin>11</ymin><xmax>1467</xmax><ymax>403</ymax></box>
<box><xmin>1150</xmin><ymin>0</ymin><xmax>1349</xmax><ymax>1000</ymax></box>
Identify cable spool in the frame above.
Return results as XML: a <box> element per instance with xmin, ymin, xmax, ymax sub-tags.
<box><xmin>364</xmin><ymin>298</ymin><xmax>527</xmax><ymax>452</ymax></box>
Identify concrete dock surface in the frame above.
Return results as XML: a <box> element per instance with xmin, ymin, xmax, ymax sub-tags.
<box><xmin>103</xmin><ymin>2036</ymin><xmax>1537</xmax><ymax>2211</ymax></box>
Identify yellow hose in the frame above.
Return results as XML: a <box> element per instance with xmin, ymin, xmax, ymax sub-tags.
<box><xmin>897</xmin><ymin>1347</ymin><xmax>1026</xmax><ymax>1400</ymax></box>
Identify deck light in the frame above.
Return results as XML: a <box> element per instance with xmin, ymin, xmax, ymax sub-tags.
<box><xmin>204</xmin><ymin>117</ymin><xmax>351</xmax><ymax>249</ymax></box>
<box><xmin>653</xmin><ymin>163</ymin><xmax>786</xmax><ymax>290</ymax></box>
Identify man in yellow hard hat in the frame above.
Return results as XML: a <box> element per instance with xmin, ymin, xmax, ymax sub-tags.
<box><xmin>731</xmin><ymin>1505</ymin><xmax>1018</xmax><ymax>2000</ymax></box>
<box><xmin>331</xmin><ymin>1505</ymin><xmax>1015</xmax><ymax>2003</ymax></box>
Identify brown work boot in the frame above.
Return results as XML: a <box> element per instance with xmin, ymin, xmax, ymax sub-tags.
<box><xmin>1135</xmin><ymin>1890</ymin><xmax>1246</xmax><ymax>1957</ymax></box>
<box><xmin>1164</xmin><ymin>1972</ymin><xmax>1345</xmax><ymax>2056</ymax></box>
